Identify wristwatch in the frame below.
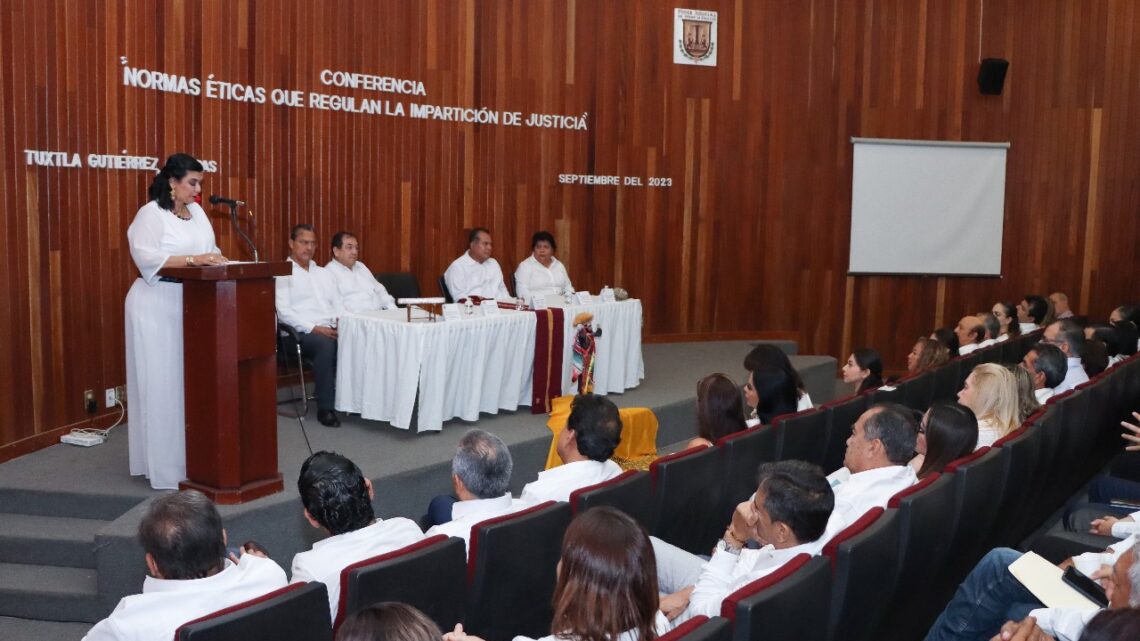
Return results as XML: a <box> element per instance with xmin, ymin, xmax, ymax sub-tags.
<box><xmin>717</xmin><ymin>537</ymin><xmax>743</xmax><ymax>555</ymax></box>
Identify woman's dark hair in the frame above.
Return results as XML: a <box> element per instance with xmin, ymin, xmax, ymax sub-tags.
<box><xmin>743</xmin><ymin>344</ymin><xmax>807</xmax><ymax>398</ymax></box>
<box><xmin>852</xmin><ymin>348</ymin><xmax>884</xmax><ymax>394</ymax></box>
<box><xmin>1112</xmin><ymin>320</ymin><xmax>1138</xmax><ymax>356</ymax></box>
<box><xmin>932</xmin><ymin>327</ymin><xmax>960</xmax><ymax>357</ymax></box>
<box><xmin>696</xmin><ymin>373</ymin><xmax>747</xmax><ymax>443</ymax></box>
<box><xmin>551</xmin><ymin>507</ymin><xmax>659</xmax><ymax>641</ymax></box>
<box><xmin>1024</xmin><ymin>294</ymin><xmax>1050</xmax><ymax>325</ymax></box>
<box><xmin>297</xmin><ymin>451</ymin><xmax>375</xmax><ymax>536</ymax></box>
<box><xmin>996</xmin><ymin>301</ymin><xmax>1021</xmax><ymax>336</ymax></box>
<box><xmin>1113</xmin><ymin>305</ymin><xmax>1140</xmax><ymax>325</ymax></box>
<box><xmin>1088</xmin><ymin>324</ymin><xmax>1123</xmax><ymax>358</ymax></box>
<box><xmin>1083</xmin><ymin>339</ymin><xmax>1109</xmax><ymax>377</ymax></box>
<box><xmin>1077</xmin><ymin>608</ymin><xmax>1140</xmax><ymax>641</ymax></box>
<box><xmin>916</xmin><ymin>403</ymin><xmax>978</xmax><ymax>479</ymax></box>
<box><xmin>531</xmin><ymin>230</ymin><xmax>557</xmax><ymax>250</ymax></box>
<box><xmin>148</xmin><ymin>153</ymin><xmax>204</xmax><ymax>210</ymax></box>
<box><xmin>335</xmin><ymin>602</ymin><xmax>441</xmax><ymax>641</ymax></box>
<box><xmin>750</xmin><ymin>364</ymin><xmax>799</xmax><ymax>425</ymax></box>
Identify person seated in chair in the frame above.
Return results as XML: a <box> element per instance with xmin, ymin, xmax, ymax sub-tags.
<box><xmin>651</xmin><ymin>460</ymin><xmax>835</xmax><ymax>624</ymax></box>
<box><xmin>83</xmin><ymin>490</ymin><xmax>287</xmax><ymax>641</ymax></box>
<box><xmin>290</xmin><ymin>451</ymin><xmax>424</xmax><ymax>621</ymax></box>
<box><xmin>276</xmin><ymin>223</ymin><xmax>345</xmax><ymax>427</ymax></box>
<box><xmin>425</xmin><ymin>429</ymin><xmax>526</xmax><ymax>554</ymax></box>
<box><xmin>325</xmin><ymin>231</ymin><xmax>396</xmax><ymax>312</ymax></box>
<box><xmin>978</xmin><ymin>312</ymin><xmax>1002</xmax><ymax>348</ymax></box>
<box><xmin>520</xmin><ymin>394</ymin><xmax>623</xmax><ymax>504</ymax></box>
<box><xmin>443</xmin><ymin>227</ymin><xmax>510</xmax><ymax>302</ymax></box>
<box><xmin>955</xmin><ymin>315</ymin><xmax>986</xmax><ymax>356</ymax></box>
<box><xmin>1043</xmin><ymin>319</ymin><xmax>1090</xmax><ymax>393</ymax></box>
<box><xmin>1018</xmin><ymin>294</ymin><xmax>1051</xmax><ymax>334</ymax></box>
<box><xmin>1021</xmin><ymin>343</ymin><xmax>1067</xmax><ymax>404</ymax></box>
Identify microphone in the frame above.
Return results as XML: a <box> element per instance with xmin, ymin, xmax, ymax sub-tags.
<box><xmin>209</xmin><ymin>194</ymin><xmax>245</xmax><ymax>207</ymax></box>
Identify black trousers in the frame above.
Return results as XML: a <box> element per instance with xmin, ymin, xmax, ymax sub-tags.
<box><xmin>293</xmin><ymin>331</ymin><xmax>337</xmax><ymax>411</ymax></box>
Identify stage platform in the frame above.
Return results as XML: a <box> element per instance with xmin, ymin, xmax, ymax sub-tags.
<box><xmin>0</xmin><ymin>340</ymin><xmax>836</xmax><ymax>639</ymax></box>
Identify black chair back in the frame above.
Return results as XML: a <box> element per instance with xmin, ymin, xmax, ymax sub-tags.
<box><xmin>900</xmin><ymin>371</ymin><xmax>934</xmax><ymax>412</ymax></box>
<box><xmin>944</xmin><ymin>447</ymin><xmax>1007</xmax><ymax>572</ymax></box>
<box><xmin>657</xmin><ymin>616</ymin><xmax>732</xmax><ymax>641</ymax></box>
<box><xmin>720</xmin><ymin>554</ymin><xmax>830</xmax><ymax>641</ymax></box>
<box><xmin>823</xmin><ymin>508</ymin><xmax>900</xmax><ymax>641</ymax></box>
<box><xmin>374</xmin><ymin>271</ymin><xmax>422</xmax><ymax>300</ymax></box>
<box><xmin>651</xmin><ymin>445</ymin><xmax>725</xmax><ymax>554</ymax></box>
<box><xmin>176</xmin><ymin>582</ymin><xmax>332</xmax><ymax>641</ymax></box>
<box><xmin>930</xmin><ymin>359</ymin><xmax>962</xmax><ymax>404</ymax></box>
<box><xmin>570</xmin><ymin>470</ymin><xmax>655</xmax><ymax>531</ymax></box>
<box><xmin>438</xmin><ymin>275</ymin><xmax>453</xmax><ymax>303</ymax></box>
<box><xmin>717</xmin><ymin>427</ymin><xmax>779</xmax><ymax>524</ymax></box>
<box><xmin>773</xmin><ymin>409</ymin><xmax>828</xmax><ymax>468</ymax></box>
<box><xmin>465</xmin><ymin>501</ymin><xmax>572</xmax><ymax>641</ymax></box>
<box><xmin>338</xmin><ymin>535</ymin><xmax>466</xmax><ymax>634</ymax></box>
<box><xmin>867</xmin><ymin>385</ymin><xmax>903</xmax><ymax>407</ymax></box>
<box><xmin>820</xmin><ymin>395</ymin><xmax>868</xmax><ymax>473</ymax></box>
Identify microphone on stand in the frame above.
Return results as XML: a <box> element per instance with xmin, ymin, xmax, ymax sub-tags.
<box><xmin>210</xmin><ymin>194</ymin><xmax>260</xmax><ymax>262</ymax></box>
<box><xmin>208</xmin><ymin>194</ymin><xmax>246</xmax><ymax>207</ymax></box>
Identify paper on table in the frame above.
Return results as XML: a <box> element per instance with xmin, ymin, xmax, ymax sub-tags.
<box><xmin>1008</xmin><ymin>551</ymin><xmax>1101</xmax><ymax>611</ymax></box>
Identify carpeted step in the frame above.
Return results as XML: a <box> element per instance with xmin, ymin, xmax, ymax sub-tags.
<box><xmin>0</xmin><ymin>514</ymin><xmax>107</xmax><ymax>568</ymax></box>
<box><xmin>0</xmin><ymin>488</ymin><xmax>145</xmax><ymax>521</ymax></box>
<box><xmin>0</xmin><ymin>563</ymin><xmax>105</xmax><ymax>623</ymax></box>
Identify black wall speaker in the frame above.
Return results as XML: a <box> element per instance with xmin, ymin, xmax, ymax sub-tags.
<box><xmin>978</xmin><ymin>58</ymin><xmax>1009</xmax><ymax>95</ymax></box>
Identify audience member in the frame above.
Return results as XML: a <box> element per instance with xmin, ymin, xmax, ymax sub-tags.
<box><xmin>82</xmin><ymin>491</ymin><xmax>288</xmax><ymax>641</ymax></box>
<box><xmin>958</xmin><ymin>363</ymin><xmax>1020</xmax><ymax>448</ymax></box>
<box><xmin>1077</xmin><ymin>606</ymin><xmax>1140</xmax><ymax>641</ymax></box>
<box><xmin>907</xmin><ymin>337</ymin><xmax>950</xmax><ymax>375</ymax></box>
<box><xmin>743</xmin><ymin>344</ymin><xmax>814</xmax><ymax>410</ymax></box>
<box><xmin>291</xmin><ymin>452</ymin><xmax>424</xmax><ymax>620</ymax></box>
<box><xmin>1018</xmin><ymin>294</ymin><xmax>1050</xmax><ymax>333</ymax></box>
<box><xmin>651</xmin><ymin>461</ymin><xmax>834</xmax><ymax>623</ymax></box>
<box><xmin>992</xmin><ymin>301</ymin><xmax>1021</xmax><ymax>340</ymax></box>
<box><xmin>336</xmin><ymin>602</ymin><xmax>441</xmax><ymax>641</ymax></box>
<box><xmin>1010</xmin><ymin>364</ymin><xmax>1042</xmax><ymax>423</ymax></box>
<box><xmin>954</xmin><ymin>315</ymin><xmax>986</xmax><ymax>355</ymax></box>
<box><xmin>1021</xmin><ymin>343</ymin><xmax>1067</xmax><ymax>404</ymax></box>
<box><xmin>276</xmin><ymin>223</ymin><xmax>345</xmax><ymax>427</ymax></box>
<box><xmin>326</xmin><ymin>231</ymin><xmax>397</xmax><ymax>313</ymax></box>
<box><xmin>1087</xmin><ymin>323</ymin><xmax>1126</xmax><ymax>368</ymax></box>
<box><xmin>1084</xmin><ymin>339</ymin><xmax>1110</xmax><ymax>377</ymax></box>
<box><xmin>743</xmin><ymin>364</ymin><xmax>799</xmax><ymax>427</ymax></box>
<box><xmin>932</xmin><ymin>327</ymin><xmax>961</xmax><ymax>358</ymax></box>
<box><xmin>520</xmin><ymin>394</ymin><xmax>623</xmax><ymax>504</ymax></box>
<box><xmin>514</xmin><ymin>231</ymin><xmax>574</xmax><ymax>304</ymax></box>
<box><xmin>1051</xmin><ymin>292</ymin><xmax>1076</xmax><ymax>319</ymax></box>
<box><xmin>1111</xmin><ymin>320</ymin><xmax>1138</xmax><ymax>358</ymax></box>
<box><xmin>912</xmin><ymin>403</ymin><xmax>979</xmax><ymax>478</ymax></box>
<box><xmin>1110</xmin><ymin>306</ymin><xmax>1140</xmax><ymax>351</ymax></box>
<box><xmin>686</xmin><ymin>373</ymin><xmax>748</xmax><ymax>449</ymax></box>
<box><xmin>425</xmin><ymin>429</ymin><xmax>525</xmax><ymax>554</ymax></box>
<box><xmin>1044</xmin><ymin>319</ymin><xmax>1091</xmax><ymax>393</ymax></box>
<box><xmin>443</xmin><ymin>227</ymin><xmax>510</xmax><ymax>301</ymax></box>
<box><xmin>978</xmin><ymin>313</ymin><xmax>1002</xmax><ymax>348</ymax></box>
<box><xmin>841</xmin><ymin>347</ymin><xmax>884</xmax><ymax>394</ymax></box>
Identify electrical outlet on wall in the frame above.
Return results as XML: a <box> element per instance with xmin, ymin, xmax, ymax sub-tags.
<box><xmin>115</xmin><ymin>385</ymin><xmax>127</xmax><ymax>406</ymax></box>
<box><xmin>105</xmin><ymin>388</ymin><xmax>116</xmax><ymax>408</ymax></box>
<box><xmin>84</xmin><ymin>389</ymin><xmax>96</xmax><ymax>414</ymax></box>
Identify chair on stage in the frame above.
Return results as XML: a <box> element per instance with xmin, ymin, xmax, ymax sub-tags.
<box><xmin>175</xmin><ymin>582</ymin><xmax>332</xmax><ymax>641</ymax></box>
<box><xmin>438</xmin><ymin>275</ymin><xmax>454</xmax><ymax>303</ymax></box>
<box><xmin>275</xmin><ymin>321</ymin><xmax>313</xmax><ymax>416</ymax></box>
<box><xmin>719</xmin><ymin>554</ymin><xmax>831</xmax><ymax>641</ymax></box>
<box><xmin>374</xmin><ymin>271</ymin><xmax>421</xmax><ymax>300</ymax></box>
<box><xmin>569</xmin><ymin>470</ymin><xmax>654</xmax><ymax>531</ymax></box>
<box><xmin>335</xmin><ymin>535</ymin><xmax>466</xmax><ymax>634</ymax></box>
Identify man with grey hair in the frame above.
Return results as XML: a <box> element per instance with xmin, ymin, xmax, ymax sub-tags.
<box><xmin>978</xmin><ymin>313</ymin><xmax>1002</xmax><ymax>348</ymax></box>
<box><xmin>425</xmin><ymin>429</ymin><xmax>525</xmax><ymax>555</ymax></box>
<box><xmin>1050</xmin><ymin>292</ymin><xmax>1075</xmax><ymax>320</ymax></box>
<box><xmin>1044</xmin><ymin>319</ymin><xmax>1090</xmax><ymax>393</ymax></box>
<box><xmin>1021</xmin><ymin>343</ymin><xmax>1067</xmax><ymax>404</ymax></box>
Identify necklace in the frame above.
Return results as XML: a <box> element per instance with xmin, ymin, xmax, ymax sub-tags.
<box><xmin>171</xmin><ymin>203</ymin><xmax>191</xmax><ymax>221</ymax></box>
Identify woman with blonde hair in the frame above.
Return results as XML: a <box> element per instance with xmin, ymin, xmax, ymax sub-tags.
<box><xmin>957</xmin><ymin>363</ymin><xmax>1021</xmax><ymax>448</ymax></box>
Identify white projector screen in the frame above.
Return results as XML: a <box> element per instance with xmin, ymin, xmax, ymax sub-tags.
<box><xmin>848</xmin><ymin>138</ymin><xmax>1009</xmax><ymax>276</ymax></box>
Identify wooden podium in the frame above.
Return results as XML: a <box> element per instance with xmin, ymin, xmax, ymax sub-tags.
<box><xmin>159</xmin><ymin>261</ymin><xmax>292</xmax><ymax>504</ymax></box>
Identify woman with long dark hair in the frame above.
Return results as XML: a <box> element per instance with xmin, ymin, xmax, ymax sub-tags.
<box><xmin>841</xmin><ymin>348</ymin><xmax>883</xmax><ymax>394</ymax></box>
<box><xmin>687</xmin><ymin>373</ymin><xmax>747</xmax><ymax>448</ymax></box>
<box><xmin>125</xmin><ymin>153</ymin><xmax>227</xmax><ymax>489</ymax></box>
<box><xmin>743</xmin><ymin>364</ymin><xmax>799</xmax><ymax>426</ymax></box>
<box><xmin>912</xmin><ymin>403</ymin><xmax>978</xmax><ymax>478</ymax></box>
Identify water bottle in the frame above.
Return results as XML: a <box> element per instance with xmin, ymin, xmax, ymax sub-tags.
<box><xmin>464</xmin><ymin>298</ymin><xmax>474</xmax><ymax>316</ymax></box>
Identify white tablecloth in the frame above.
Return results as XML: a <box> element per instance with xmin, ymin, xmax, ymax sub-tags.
<box><xmin>336</xmin><ymin>299</ymin><xmax>644</xmax><ymax>432</ymax></box>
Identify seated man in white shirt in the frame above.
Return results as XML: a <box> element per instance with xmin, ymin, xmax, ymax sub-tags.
<box><xmin>819</xmin><ymin>403</ymin><xmax>919</xmax><ymax>546</ymax></box>
<box><xmin>1018</xmin><ymin>294</ymin><xmax>1051</xmax><ymax>334</ymax></box>
<box><xmin>443</xmin><ymin>227</ymin><xmax>511</xmax><ymax>302</ymax></box>
<box><xmin>520</xmin><ymin>393</ymin><xmax>623</xmax><ymax>504</ymax></box>
<box><xmin>425</xmin><ymin>429</ymin><xmax>526</xmax><ymax>555</ymax></box>
<box><xmin>83</xmin><ymin>490</ymin><xmax>288</xmax><ymax>641</ymax></box>
<box><xmin>290</xmin><ymin>451</ymin><xmax>424</xmax><ymax>621</ymax></box>
<box><xmin>922</xmin><ymin>538</ymin><xmax>1139</xmax><ymax>641</ymax></box>
<box><xmin>325</xmin><ymin>231</ymin><xmax>396</xmax><ymax>312</ymax></box>
<box><xmin>977</xmin><ymin>312</ymin><xmax>1002</xmax><ymax>348</ymax></box>
<box><xmin>652</xmin><ymin>460</ymin><xmax>835</xmax><ymax>624</ymax></box>
<box><xmin>514</xmin><ymin>230</ymin><xmax>574</xmax><ymax>305</ymax></box>
<box><xmin>1044</xmin><ymin>319</ymin><xmax>1091</xmax><ymax>393</ymax></box>
<box><xmin>1021</xmin><ymin>343</ymin><xmax>1067</xmax><ymax>404</ymax></box>
<box><xmin>1051</xmin><ymin>291</ymin><xmax>1076</xmax><ymax>319</ymax></box>
<box><xmin>276</xmin><ymin>224</ymin><xmax>345</xmax><ymax>427</ymax></box>
<box><xmin>955</xmin><ymin>315</ymin><xmax>986</xmax><ymax>356</ymax></box>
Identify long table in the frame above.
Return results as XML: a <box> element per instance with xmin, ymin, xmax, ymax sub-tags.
<box><xmin>336</xmin><ymin>299</ymin><xmax>645</xmax><ymax>431</ymax></box>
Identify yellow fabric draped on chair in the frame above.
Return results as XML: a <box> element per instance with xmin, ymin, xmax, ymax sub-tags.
<box><xmin>544</xmin><ymin>395</ymin><xmax>659</xmax><ymax>471</ymax></box>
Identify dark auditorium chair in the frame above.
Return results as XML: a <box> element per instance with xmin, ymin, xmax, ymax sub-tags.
<box><xmin>900</xmin><ymin>370</ymin><xmax>934</xmax><ymax>412</ymax></box>
<box><xmin>1055</xmin><ymin>386</ymin><xmax>1095</xmax><ymax>495</ymax></box>
<box><xmin>822</xmin><ymin>507</ymin><xmax>900</xmax><ymax>641</ymax></box>
<box><xmin>1000</xmin><ymin>337</ymin><xmax>1022</xmax><ymax>365</ymax></box>
<box><xmin>943</xmin><ymin>447</ymin><xmax>1006</xmax><ymax>568</ymax></box>
<box><xmin>992</xmin><ymin>425</ymin><xmax>1042</xmax><ymax>547</ymax></box>
<box><xmin>336</xmin><ymin>535</ymin><xmax>466</xmax><ymax>634</ymax></box>
<box><xmin>651</xmin><ymin>445</ymin><xmax>725</xmax><ymax>555</ymax></box>
<box><xmin>930</xmin><ymin>359</ymin><xmax>962</xmax><ymax>404</ymax></box>
<box><xmin>176</xmin><ymin>582</ymin><xmax>332</xmax><ymax>641</ymax></box>
<box><xmin>883</xmin><ymin>473</ymin><xmax>958</xmax><ymax>641</ymax></box>
<box><xmin>716</xmin><ymin>427</ymin><xmax>779</xmax><ymax>526</ymax></box>
<box><xmin>465</xmin><ymin>501</ymin><xmax>572</xmax><ymax>641</ymax></box>
<box><xmin>374</xmin><ymin>271</ymin><xmax>422</xmax><ymax>300</ymax></box>
<box><xmin>773</xmin><ymin>409</ymin><xmax>828</xmax><ymax>468</ymax></box>
<box><xmin>569</xmin><ymin>469</ymin><xmax>655</xmax><ymax>531</ymax></box>
<box><xmin>657</xmin><ymin>616</ymin><xmax>732</xmax><ymax>641</ymax></box>
<box><xmin>957</xmin><ymin>352</ymin><xmax>983</xmax><ymax>387</ymax></box>
<box><xmin>866</xmin><ymin>384</ymin><xmax>903</xmax><ymax>407</ymax></box>
<box><xmin>438</xmin><ymin>275</ymin><xmax>454</xmax><ymax>303</ymax></box>
<box><xmin>719</xmin><ymin>554</ymin><xmax>830</xmax><ymax>641</ymax></box>
<box><xmin>975</xmin><ymin>344</ymin><xmax>1002</xmax><ymax>365</ymax></box>
<box><xmin>819</xmin><ymin>394</ymin><xmax>868</xmax><ymax>474</ymax></box>
<box><xmin>1028</xmin><ymin>404</ymin><xmax>1065</xmax><ymax>530</ymax></box>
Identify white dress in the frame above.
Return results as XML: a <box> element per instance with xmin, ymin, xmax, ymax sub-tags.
<box><xmin>124</xmin><ymin>201</ymin><xmax>220</xmax><ymax>490</ymax></box>
<box><xmin>514</xmin><ymin>255</ymin><xmax>573</xmax><ymax>303</ymax></box>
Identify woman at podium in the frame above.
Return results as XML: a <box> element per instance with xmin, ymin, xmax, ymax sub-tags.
<box><xmin>124</xmin><ymin>153</ymin><xmax>227</xmax><ymax>489</ymax></box>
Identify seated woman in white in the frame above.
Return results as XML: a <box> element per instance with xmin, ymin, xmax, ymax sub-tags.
<box><xmin>957</xmin><ymin>363</ymin><xmax>1021</xmax><ymax>448</ymax></box>
<box><xmin>743</xmin><ymin>344</ymin><xmax>813</xmax><ymax>410</ymax></box>
<box><xmin>514</xmin><ymin>231</ymin><xmax>573</xmax><ymax>304</ymax></box>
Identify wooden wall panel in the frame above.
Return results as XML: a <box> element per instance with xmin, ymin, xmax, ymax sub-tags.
<box><xmin>1</xmin><ymin>0</ymin><xmax>1139</xmax><ymax>455</ymax></box>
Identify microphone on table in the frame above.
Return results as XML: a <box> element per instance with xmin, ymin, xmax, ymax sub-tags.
<box><xmin>209</xmin><ymin>194</ymin><xmax>246</xmax><ymax>207</ymax></box>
